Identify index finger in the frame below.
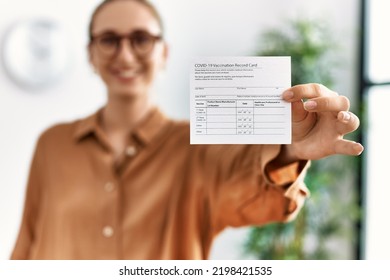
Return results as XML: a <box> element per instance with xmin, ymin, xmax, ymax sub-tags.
<box><xmin>282</xmin><ymin>83</ymin><xmax>338</xmax><ymax>102</ymax></box>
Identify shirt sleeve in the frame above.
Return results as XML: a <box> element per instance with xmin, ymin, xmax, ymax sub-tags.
<box><xmin>10</xmin><ymin>135</ymin><xmax>45</xmax><ymax>260</ymax></box>
<box><xmin>199</xmin><ymin>144</ymin><xmax>309</xmax><ymax>234</ymax></box>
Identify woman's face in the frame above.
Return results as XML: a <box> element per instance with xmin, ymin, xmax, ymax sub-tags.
<box><xmin>89</xmin><ymin>0</ymin><xmax>167</xmax><ymax>98</ymax></box>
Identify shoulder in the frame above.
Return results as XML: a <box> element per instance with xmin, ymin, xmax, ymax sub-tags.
<box><xmin>39</xmin><ymin>107</ymin><xmax>99</xmax><ymax>141</ymax></box>
<box><xmin>27</xmin><ymin>119</ymin><xmax>81</xmax><ymax>162</ymax></box>
<box><xmin>38</xmin><ymin>120</ymin><xmax>78</xmax><ymax>143</ymax></box>
<box><xmin>36</xmin><ymin>112</ymin><xmax>93</xmax><ymax>150</ymax></box>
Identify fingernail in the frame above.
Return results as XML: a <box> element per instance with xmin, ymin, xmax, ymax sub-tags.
<box><xmin>354</xmin><ymin>143</ymin><xmax>364</xmax><ymax>155</ymax></box>
<box><xmin>342</xmin><ymin>111</ymin><xmax>351</xmax><ymax>121</ymax></box>
<box><xmin>304</xmin><ymin>100</ymin><xmax>317</xmax><ymax>110</ymax></box>
<box><xmin>283</xmin><ymin>91</ymin><xmax>294</xmax><ymax>100</ymax></box>
<box><xmin>338</xmin><ymin>111</ymin><xmax>351</xmax><ymax>123</ymax></box>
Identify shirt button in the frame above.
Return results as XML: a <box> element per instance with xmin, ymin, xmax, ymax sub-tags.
<box><xmin>104</xmin><ymin>182</ymin><xmax>115</xmax><ymax>192</ymax></box>
<box><xmin>102</xmin><ymin>226</ymin><xmax>114</xmax><ymax>238</ymax></box>
<box><xmin>125</xmin><ymin>146</ymin><xmax>137</xmax><ymax>157</ymax></box>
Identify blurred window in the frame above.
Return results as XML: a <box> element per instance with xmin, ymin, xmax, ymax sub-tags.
<box><xmin>362</xmin><ymin>0</ymin><xmax>390</xmax><ymax>260</ymax></box>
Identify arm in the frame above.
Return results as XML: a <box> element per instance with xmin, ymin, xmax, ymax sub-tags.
<box><xmin>206</xmin><ymin>84</ymin><xmax>363</xmax><ymax>232</ymax></box>
<box><xmin>201</xmin><ymin>144</ymin><xmax>309</xmax><ymax>234</ymax></box>
<box><xmin>10</xmin><ymin>137</ymin><xmax>44</xmax><ymax>259</ymax></box>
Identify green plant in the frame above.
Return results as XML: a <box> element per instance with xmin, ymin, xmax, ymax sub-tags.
<box><xmin>243</xmin><ymin>18</ymin><xmax>361</xmax><ymax>260</ymax></box>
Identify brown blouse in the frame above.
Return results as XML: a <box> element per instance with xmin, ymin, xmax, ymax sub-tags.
<box><xmin>11</xmin><ymin>108</ymin><xmax>309</xmax><ymax>260</ymax></box>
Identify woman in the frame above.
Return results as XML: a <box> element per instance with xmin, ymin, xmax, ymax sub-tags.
<box><xmin>11</xmin><ymin>0</ymin><xmax>363</xmax><ymax>260</ymax></box>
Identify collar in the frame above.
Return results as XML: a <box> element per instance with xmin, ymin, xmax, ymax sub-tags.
<box><xmin>73</xmin><ymin>107</ymin><xmax>171</xmax><ymax>146</ymax></box>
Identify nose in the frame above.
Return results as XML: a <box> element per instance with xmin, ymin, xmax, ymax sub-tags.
<box><xmin>115</xmin><ymin>38</ymin><xmax>137</xmax><ymax>62</ymax></box>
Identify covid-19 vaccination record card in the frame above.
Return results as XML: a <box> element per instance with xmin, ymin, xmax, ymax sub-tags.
<box><xmin>190</xmin><ymin>56</ymin><xmax>291</xmax><ymax>144</ymax></box>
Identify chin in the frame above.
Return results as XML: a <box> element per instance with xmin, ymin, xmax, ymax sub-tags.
<box><xmin>110</xmin><ymin>85</ymin><xmax>146</xmax><ymax>99</ymax></box>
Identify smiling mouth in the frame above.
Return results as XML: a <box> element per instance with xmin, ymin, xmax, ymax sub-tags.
<box><xmin>116</xmin><ymin>70</ymin><xmax>138</xmax><ymax>79</ymax></box>
<box><xmin>110</xmin><ymin>66</ymin><xmax>143</xmax><ymax>81</ymax></box>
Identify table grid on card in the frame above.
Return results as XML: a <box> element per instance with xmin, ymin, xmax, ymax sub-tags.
<box><xmin>194</xmin><ymin>98</ymin><xmax>287</xmax><ymax>136</ymax></box>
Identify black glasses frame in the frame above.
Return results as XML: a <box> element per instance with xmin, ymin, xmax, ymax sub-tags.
<box><xmin>90</xmin><ymin>30</ymin><xmax>162</xmax><ymax>58</ymax></box>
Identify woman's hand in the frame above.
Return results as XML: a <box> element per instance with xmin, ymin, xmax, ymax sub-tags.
<box><xmin>281</xmin><ymin>83</ymin><xmax>364</xmax><ymax>161</ymax></box>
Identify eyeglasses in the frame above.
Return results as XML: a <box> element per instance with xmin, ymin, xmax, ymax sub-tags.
<box><xmin>91</xmin><ymin>30</ymin><xmax>162</xmax><ymax>58</ymax></box>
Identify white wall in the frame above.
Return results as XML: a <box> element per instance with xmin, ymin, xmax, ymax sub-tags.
<box><xmin>0</xmin><ymin>0</ymin><xmax>360</xmax><ymax>259</ymax></box>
